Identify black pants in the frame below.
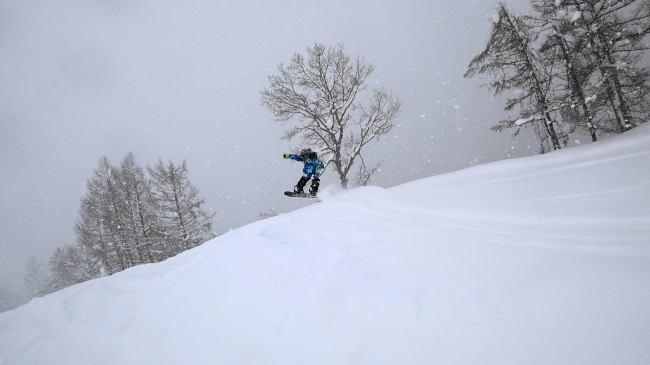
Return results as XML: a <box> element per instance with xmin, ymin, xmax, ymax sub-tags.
<box><xmin>295</xmin><ymin>176</ymin><xmax>320</xmax><ymax>194</ymax></box>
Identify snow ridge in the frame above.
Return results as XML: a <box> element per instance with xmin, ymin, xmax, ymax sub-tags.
<box><xmin>1</xmin><ymin>125</ymin><xmax>649</xmax><ymax>365</ymax></box>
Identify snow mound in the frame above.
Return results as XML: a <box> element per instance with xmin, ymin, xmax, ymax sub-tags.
<box><xmin>1</xmin><ymin>125</ymin><xmax>649</xmax><ymax>365</ymax></box>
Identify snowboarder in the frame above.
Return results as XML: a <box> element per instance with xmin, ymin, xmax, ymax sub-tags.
<box><xmin>283</xmin><ymin>148</ymin><xmax>324</xmax><ymax>197</ymax></box>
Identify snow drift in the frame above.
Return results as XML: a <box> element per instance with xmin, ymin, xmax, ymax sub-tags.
<box><xmin>1</xmin><ymin>125</ymin><xmax>649</xmax><ymax>365</ymax></box>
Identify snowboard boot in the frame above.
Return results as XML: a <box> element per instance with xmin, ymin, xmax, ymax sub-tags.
<box><xmin>294</xmin><ymin>176</ymin><xmax>310</xmax><ymax>194</ymax></box>
<box><xmin>309</xmin><ymin>177</ymin><xmax>320</xmax><ymax>195</ymax></box>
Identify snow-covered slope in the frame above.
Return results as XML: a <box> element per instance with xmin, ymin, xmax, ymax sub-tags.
<box><xmin>2</xmin><ymin>126</ymin><xmax>649</xmax><ymax>365</ymax></box>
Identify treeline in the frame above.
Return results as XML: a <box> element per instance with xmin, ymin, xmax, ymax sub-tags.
<box><xmin>42</xmin><ymin>153</ymin><xmax>215</xmax><ymax>293</ymax></box>
<box><xmin>466</xmin><ymin>0</ymin><xmax>650</xmax><ymax>153</ymax></box>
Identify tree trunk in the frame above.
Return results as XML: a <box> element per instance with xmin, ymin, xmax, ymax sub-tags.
<box><xmin>555</xmin><ymin>34</ymin><xmax>598</xmax><ymax>142</ymax></box>
<box><xmin>582</xmin><ymin>1</ymin><xmax>633</xmax><ymax>132</ymax></box>
<box><xmin>503</xmin><ymin>8</ymin><xmax>561</xmax><ymax>150</ymax></box>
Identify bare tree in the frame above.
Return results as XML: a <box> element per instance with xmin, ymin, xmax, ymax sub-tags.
<box><xmin>354</xmin><ymin>156</ymin><xmax>382</xmax><ymax>187</ymax></box>
<box><xmin>258</xmin><ymin>206</ymin><xmax>281</xmax><ymax>220</ymax></box>
<box><xmin>261</xmin><ymin>43</ymin><xmax>401</xmax><ymax>189</ymax></box>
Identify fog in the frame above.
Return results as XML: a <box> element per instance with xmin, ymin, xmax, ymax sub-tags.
<box><xmin>0</xmin><ymin>0</ymin><xmax>538</xmax><ymax>297</ymax></box>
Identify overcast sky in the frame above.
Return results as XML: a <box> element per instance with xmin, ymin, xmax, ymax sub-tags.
<box><xmin>0</xmin><ymin>0</ymin><xmax>543</xmax><ymax>291</ymax></box>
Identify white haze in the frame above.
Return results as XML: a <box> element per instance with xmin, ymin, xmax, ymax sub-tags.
<box><xmin>1</xmin><ymin>0</ymin><xmax>538</xmax><ymax>291</ymax></box>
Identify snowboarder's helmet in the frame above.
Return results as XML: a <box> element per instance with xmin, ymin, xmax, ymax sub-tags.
<box><xmin>299</xmin><ymin>148</ymin><xmax>312</xmax><ymax>156</ymax></box>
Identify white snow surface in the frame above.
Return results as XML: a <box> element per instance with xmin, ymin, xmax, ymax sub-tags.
<box><xmin>2</xmin><ymin>125</ymin><xmax>650</xmax><ymax>365</ymax></box>
<box><xmin>585</xmin><ymin>94</ymin><xmax>598</xmax><ymax>103</ymax></box>
<box><xmin>514</xmin><ymin>115</ymin><xmax>536</xmax><ymax>126</ymax></box>
<box><xmin>571</xmin><ymin>11</ymin><xmax>582</xmax><ymax>22</ymax></box>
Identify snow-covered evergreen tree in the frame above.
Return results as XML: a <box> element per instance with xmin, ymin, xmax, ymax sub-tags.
<box><xmin>117</xmin><ymin>153</ymin><xmax>160</xmax><ymax>264</ymax></box>
<box><xmin>76</xmin><ymin>157</ymin><xmax>128</xmax><ymax>274</ymax></box>
<box><xmin>0</xmin><ymin>282</ymin><xmax>9</xmax><ymax>312</ymax></box>
<box><xmin>51</xmin><ymin>154</ymin><xmax>216</xmax><ymax>292</ymax></box>
<box><xmin>24</xmin><ymin>256</ymin><xmax>52</xmax><ymax>297</ymax></box>
<box><xmin>147</xmin><ymin>159</ymin><xmax>215</xmax><ymax>255</ymax></box>
<box><xmin>468</xmin><ymin>1</ymin><xmax>650</xmax><ymax>150</ymax></box>
<box><xmin>536</xmin><ymin>25</ymin><xmax>598</xmax><ymax>141</ymax></box>
<box><xmin>466</xmin><ymin>3</ymin><xmax>564</xmax><ymax>152</ymax></box>
<box><xmin>535</xmin><ymin>0</ymin><xmax>650</xmax><ymax>133</ymax></box>
<box><xmin>0</xmin><ymin>281</ymin><xmax>22</xmax><ymax>313</ymax></box>
<box><xmin>49</xmin><ymin>245</ymin><xmax>97</xmax><ymax>290</ymax></box>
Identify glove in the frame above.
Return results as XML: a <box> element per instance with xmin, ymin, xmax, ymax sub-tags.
<box><xmin>283</xmin><ymin>154</ymin><xmax>290</xmax><ymax>159</ymax></box>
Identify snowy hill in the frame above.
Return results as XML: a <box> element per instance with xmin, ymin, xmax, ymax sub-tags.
<box><xmin>1</xmin><ymin>126</ymin><xmax>649</xmax><ymax>365</ymax></box>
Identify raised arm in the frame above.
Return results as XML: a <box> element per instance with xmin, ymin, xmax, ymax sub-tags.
<box><xmin>283</xmin><ymin>154</ymin><xmax>304</xmax><ymax>162</ymax></box>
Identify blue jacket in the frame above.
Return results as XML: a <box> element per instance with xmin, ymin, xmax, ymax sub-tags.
<box><xmin>288</xmin><ymin>154</ymin><xmax>324</xmax><ymax>178</ymax></box>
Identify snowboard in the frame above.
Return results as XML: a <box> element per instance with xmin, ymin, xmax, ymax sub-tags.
<box><xmin>284</xmin><ymin>191</ymin><xmax>318</xmax><ymax>199</ymax></box>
